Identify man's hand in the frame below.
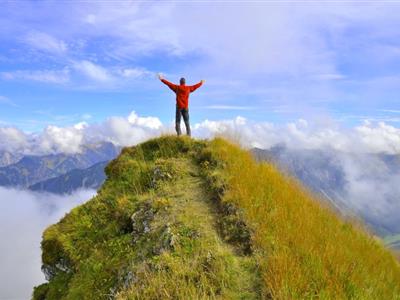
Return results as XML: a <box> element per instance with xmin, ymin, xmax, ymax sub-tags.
<box><xmin>201</xmin><ymin>79</ymin><xmax>205</xmax><ymax>84</ymax></box>
<box><xmin>158</xmin><ymin>73</ymin><xmax>164</xmax><ymax>80</ymax></box>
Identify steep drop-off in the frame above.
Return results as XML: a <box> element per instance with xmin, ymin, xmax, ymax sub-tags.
<box><xmin>33</xmin><ymin>136</ymin><xmax>400</xmax><ymax>299</ymax></box>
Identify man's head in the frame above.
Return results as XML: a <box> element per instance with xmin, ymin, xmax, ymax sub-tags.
<box><xmin>180</xmin><ymin>77</ymin><xmax>186</xmax><ymax>85</ymax></box>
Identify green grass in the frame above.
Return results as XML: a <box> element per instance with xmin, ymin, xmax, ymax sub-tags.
<box><xmin>33</xmin><ymin>136</ymin><xmax>400</xmax><ymax>300</ymax></box>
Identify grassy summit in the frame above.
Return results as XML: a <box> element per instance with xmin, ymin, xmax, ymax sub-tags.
<box><xmin>33</xmin><ymin>136</ymin><xmax>400</xmax><ymax>299</ymax></box>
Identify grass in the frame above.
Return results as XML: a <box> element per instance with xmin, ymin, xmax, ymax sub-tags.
<box><xmin>33</xmin><ymin>136</ymin><xmax>400</xmax><ymax>300</ymax></box>
<box><xmin>116</xmin><ymin>156</ymin><xmax>261</xmax><ymax>299</ymax></box>
<box><xmin>201</xmin><ymin>137</ymin><xmax>400</xmax><ymax>299</ymax></box>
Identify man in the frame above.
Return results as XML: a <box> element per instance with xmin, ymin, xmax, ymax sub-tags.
<box><xmin>158</xmin><ymin>74</ymin><xmax>204</xmax><ymax>136</ymax></box>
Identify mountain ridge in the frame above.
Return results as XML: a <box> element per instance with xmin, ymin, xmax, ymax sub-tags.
<box><xmin>33</xmin><ymin>136</ymin><xmax>400</xmax><ymax>299</ymax></box>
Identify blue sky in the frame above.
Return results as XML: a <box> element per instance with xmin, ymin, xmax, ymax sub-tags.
<box><xmin>0</xmin><ymin>1</ymin><xmax>400</xmax><ymax>133</ymax></box>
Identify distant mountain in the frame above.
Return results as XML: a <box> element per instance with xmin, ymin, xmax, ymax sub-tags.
<box><xmin>29</xmin><ymin>161</ymin><xmax>108</xmax><ymax>194</ymax></box>
<box><xmin>0</xmin><ymin>142</ymin><xmax>119</xmax><ymax>188</ymax></box>
<box><xmin>0</xmin><ymin>150</ymin><xmax>23</xmax><ymax>167</ymax></box>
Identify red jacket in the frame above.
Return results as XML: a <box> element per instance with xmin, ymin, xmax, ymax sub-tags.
<box><xmin>161</xmin><ymin>79</ymin><xmax>203</xmax><ymax>109</ymax></box>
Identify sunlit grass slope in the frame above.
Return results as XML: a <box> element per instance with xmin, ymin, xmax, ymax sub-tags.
<box><xmin>204</xmin><ymin>138</ymin><xmax>400</xmax><ymax>299</ymax></box>
<box><xmin>33</xmin><ymin>136</ymin><xmax>400</xmax><ymax>300</ymax></box>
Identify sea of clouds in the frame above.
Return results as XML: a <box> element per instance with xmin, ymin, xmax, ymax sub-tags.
<box><xmin>0</xmin><ymin>188</ymin><xmax>96</xmax><ymax>300</ymax></box>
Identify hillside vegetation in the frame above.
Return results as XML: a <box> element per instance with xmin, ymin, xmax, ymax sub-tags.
<box><xmin>33</xmin><ymin>136</ymin><xmax>400</xmax><ymax>299</ymax></box>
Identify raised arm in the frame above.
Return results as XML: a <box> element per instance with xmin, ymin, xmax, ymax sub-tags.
<box><xmin>189</xmin><ymin>79</ymin><xmax>205</xmax><ymax>93</ymax></box>
<box><xmin>158</xmin><ymin>73</ymin><xmax>178</xmax><ymax>92</ymax></box>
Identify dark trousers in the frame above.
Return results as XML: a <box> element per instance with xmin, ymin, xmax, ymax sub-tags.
<box><xmin>175</xmin><ymin>106</ymin><xmax>191</xmax><ymax>136</ymax></box>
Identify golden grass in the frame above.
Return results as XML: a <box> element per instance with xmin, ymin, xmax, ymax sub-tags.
<box><xmin>205</xmin><ymin>138</ymin><xmax>400</xmax><ymax>299</ymax></box>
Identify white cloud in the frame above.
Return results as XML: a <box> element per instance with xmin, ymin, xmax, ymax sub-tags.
<box><xmin>1</xmin><ymin>69</ymin><xmax>70</xmax><ymax>84</ymax></box>
<box><xmin>66</xmin><ymin>111</ymin><xmax>166</xmax><ymax>148</ymax></box>
<box><xmin>0</xmin><ymin>113</ymin><xmax>399</xmax><ymax>156</ymax></box>
<box><xmin>86</xmin><ymin>115</ymin><xmax>165</xmax><ymax>147</ymax></box>
<box><xmin>0</xmin><ymin>63</ymin><xmax>154</xmax><ymax>88</ymax></box>
<box><xmin>0</xmin><ymin>111</ymin><xmax>164</xmax><ymax>155</ymax></box>
<box><xmin>73</xmin><ymin>60</ymin><xmax>112</xmax><ymax>82</ymax></box>
<box><xmin>0</xmin><ymin>188</ymin><xmax>95</xmax><ymax>300</ymax></box>
<box><xmin>339</xmin><ymin>153</ymin><xmax>400</xmax><ymax>231</ymax></box>
<box><xmin>194</xmin><ymin>116</ymin><xmax>266</xmax><ymax>146</ymax></box>
<box><xmin>37</xmin><ymin>125</ymin><xmax>85</xmax><ymax>154</ymax></box>
<box><xmin>118</xmin><ymin>67</ymin><xmax>153</xmax><ymax>79</ymax></box>
<box><xmin>107</xmin><ymin>117</ymin><xmax>150</xmax><ymax>145</ymax></box>
<box><xmin>68</xmin><ymin>62</ymin><xmax>154</xmax><ymax>87</ymax></box>
<box><xmin>169</xmin><ymin>3</ymin><xmax>347</xmax><ymax>77</ymax></box>
<box><xmin>194</xmin><ymin>116</ymin><xmax>247</xmax><ymax>134</ymax></box>
<box><xmin>356</xmin><ymin>121</ymin><xmax>400</xmax><ymax>154</ymax></box>
<box><xmin>0</xmin><ymin>127</ymin><xmax>28</xmax><ymax>152</ymax></box>
<box><xmin>68</xmin><ymin>3</ymin><xmax>338</xmax><ymax>76</ymax></box>
<box><xmin>77</xmin><ymin>3</ymin><xmax>183</xmax><ymax>58</ymax></box>
<box><xmin>24</xmin><ymin>31</ymin><xmax>67</xmax><ymax>55</ymax></box>
<box><xmin>74</xmin><ymin>122</ymin><xmax>88</xmax><ymax>130</ymax></box>
<box><xmin>193</xmin><ymin>117</ymin><xmax>400</xmax><ymax>155</ymax></box>
<box><xmin>127</xmin><ymin>111</ymin><xmax>162</xmax><ymax>129</ymax></box>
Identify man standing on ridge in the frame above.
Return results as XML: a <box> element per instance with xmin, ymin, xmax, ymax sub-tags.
<box><xmin>158</xmin><ymin>73</ymin><xmax>204</xmax><ymax>137</ymax></box>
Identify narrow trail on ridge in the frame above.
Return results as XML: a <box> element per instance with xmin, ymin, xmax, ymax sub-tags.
<box><xmin>163</xmin><ymin>157</ymin><xmax>262</xmax><ymax>298</ymax></box>
<box><xmin>118</xmin><ymin>156</ymin><xmax>262</xmax><ymax>299</ymax></box>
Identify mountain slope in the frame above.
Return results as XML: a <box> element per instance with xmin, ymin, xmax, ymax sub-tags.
<box><xmin>252</xmin><ymin>146</ymin><xmax>400</xmax><ymax>248</ymax></box>
<box><xmin>29</xmin><ymin>161</ymin><xmax>108</xmax><ymax>194</ymax></box>
<box><xmin>33</xmin><ymin>136</ymin><xmax>400</xmax><ymax>299</ymax></box>
<box><xmin>252</xmin><ymin>146</ymin><xmax>350</xmax><ymax>212</ymax></box>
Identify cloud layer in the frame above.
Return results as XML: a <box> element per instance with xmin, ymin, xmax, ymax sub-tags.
<box><xmin>339</xmin><ymin>153</ymin><xmax>400</xmax><ymax>233</ymax></box>
<box><xmin>0</xmin><ymin>111</ymin><xmax>166</xmax><ymax>155</ymax></box>
<box><xmin>0</xmin><ymin>188</ymin><xmax>96</xmax><ymax>300</ymax></box>
<box><xmin>194</xmin><ymin>117</ymin><xmax>400</xmax><ymax>155</ymax></box>
<box><xmin>1</xmin><ymin>112</ymin><xmax>400</xmax><ymax>156</ymax></box>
